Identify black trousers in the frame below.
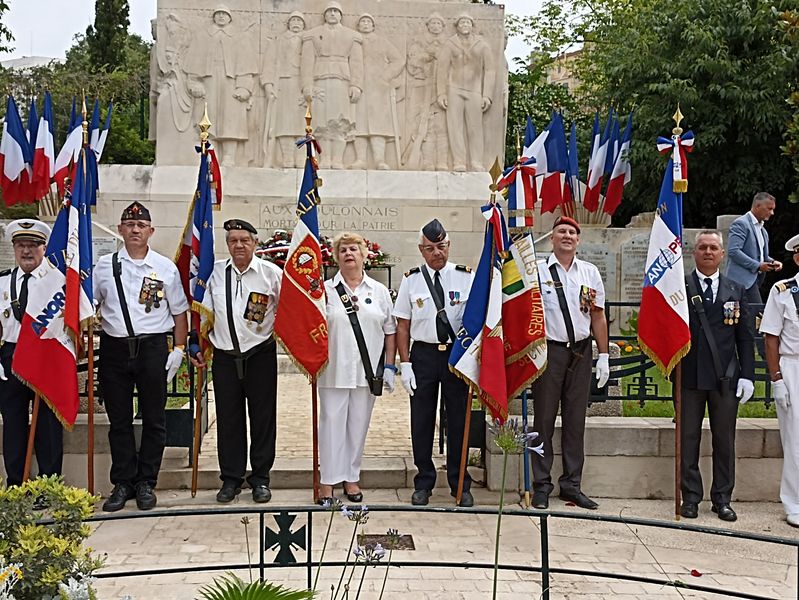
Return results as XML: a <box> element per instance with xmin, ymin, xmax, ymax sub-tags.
<box><xmin>0</xmin><ymin>343</ymin><xmax>63</xmax><ymax>486</ymax></box>
<box><xmin>744</xmin><ymin>282</ymin><xmax>766</xmax><ymax>358</ymax></box>
<box><xmin>212</xmin><ymin>339</ymin><xmax>277</xmax><ymax>488</ymax></box>
<box><xmin>531</xmin><ymin>341</ymin><xmax>592</xmax><ymax>496</ymax></box>
<box><xmin>99</xmin><ymin>333</ymin><xmax>169</xmax><ymax>487</ymax></box>
<box><xmin>410</xmin><ymin>342</ymin><xmax>471</xmax><ymax>494</ymax></box>
<box><xmin>680</xmin><ymin>387</ymin><xmax>738</xmax><ymax>505</ymax></box>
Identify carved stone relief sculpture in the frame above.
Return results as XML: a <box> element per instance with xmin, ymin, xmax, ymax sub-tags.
<box><xmin>351</xmin><ymin>13</ymin><xmax>405</xmax><ymax>170</ymax></box>
<box><xmin>262</xmin><ymin>11</ymin><xmax>307</xmax><ymax>168</ymax></box>
<box><xmin>300</xmin><ymin>1</ymin><xmax>364</xmax><ymax>169</ymax></box>
<box><xmin>403</xmin><ymin>13</ymin><xmax>448</xmax><ymax>170</ymax></box>
<box><xmin>436</xmin><ymin>13</ymin><xmax>495</xmax><ymax>172</ymax></box>
<box><xmin>184</xmin><ymin>5</ymin><xmax>258</xmax><ymax>167</ymax></box>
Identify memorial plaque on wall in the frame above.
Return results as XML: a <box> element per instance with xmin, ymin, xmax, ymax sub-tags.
<box><xmin>619</xmin><ymin>234</ymin><xmax>649</xmax><ymax>304</ymax></box>
<box><xmin>93</xmin><ymin>237</ymin><xmax>120</xmax><ymax>266</ymax></box>
<box><xmin>577</xmin><ymin>244</ymin><xmax>618</xmax><ymax>301</ymax></box>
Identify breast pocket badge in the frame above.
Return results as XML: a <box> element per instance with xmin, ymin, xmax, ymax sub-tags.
<box><xmin>139</xmin><ymin>277</ymin><xmax>165</xmax><ymax>313</ymax></box>
<box><xmin>245</xmin><ymin>292</ymin><xmax>269</xmax><ymax>331</ymax></box>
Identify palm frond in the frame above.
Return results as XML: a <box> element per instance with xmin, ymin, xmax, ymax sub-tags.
<box><xmin>197</xmin><ymin>573</ymin><xmax>315</xmax><ymax>600</ymax></box>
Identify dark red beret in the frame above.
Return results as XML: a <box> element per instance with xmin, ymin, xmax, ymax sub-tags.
<box><xmin>552</xmin><ymin>216</ymin><xmax>581</xmax><ymax>235</ymax></box>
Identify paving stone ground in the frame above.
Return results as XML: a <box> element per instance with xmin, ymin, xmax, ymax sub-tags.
<box><xmin>87</xmin><ymin>374</ymin><xmax>798</xmax><ymax>599</ymax></box>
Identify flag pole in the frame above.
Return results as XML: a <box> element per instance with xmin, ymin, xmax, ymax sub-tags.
<box><xmin>674</xmin><ymin>362</ymin><xmax>682</xmax><ymax>520</ymax></box>
<box><xmin>455</xmin><ymin>388</ymin><xmax>473</xmax><ymax>506</ymax></box>
<box><xmin>22</xmin><ymin>394</ymin><xmax>41</xmax><ymax>482</ymax></box>
<box><xmin>87</xmin><ymin>324</ymin><xmax>95</xmax><ymax>494</ymax></box>
<box><xmin>191</xmin><ymin>108</ymin><xmax>212</xmax><ymax>498</ymax></box>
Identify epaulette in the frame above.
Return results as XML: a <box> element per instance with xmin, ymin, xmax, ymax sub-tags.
<box><xmin>455</xmin><ymin>264</ymin><xmax>472</xmax><ymax>273</ymax></box>
<box><xmin>776</xmin><ymin>279</ymin><xmax>798</xmax><ymax>293</ymax></box>
<box><xmin>0</xmin><ymin>269</ymin><xmax>11</xmax><ymax>278</ymax></box>
<box><xmin>405</xmin><ymin>266</ymin><xmax>421</xmax><ymax>277</ymax></box>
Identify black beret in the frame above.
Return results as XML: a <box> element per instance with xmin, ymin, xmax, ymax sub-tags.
<box><xmin>120</xmin><ymin>201</ymin><xmax>152</xmax><ymax>222</ymax></box>
<box><xmin>421</xmin><ymin>219</ymin><xmax>447</xmax><ymax>243</ymax></box>
<box><xmin>224</xmin><ymin>219</ymin><xmax>258</xmax><ymax>235</ymax></box>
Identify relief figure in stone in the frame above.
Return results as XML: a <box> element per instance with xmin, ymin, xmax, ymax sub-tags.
<box><xmin>300</xmin><ymin>1</ymin><xmax>364</xmax><ymax>169</ymax></box>
<box><xmin>262</xmin><ymin>11</ymin><xmax>306</xmax><ymax>168</ymax></box>
<box><xmin>436</xmin><ymin>14</ymin><xmax>495</xmax><ymax>171</ymax></box>
<box><xmin>403</xmin><ymin>13</ymin><xmax>448</xmax><ymax>170</ymax></box>
<box><xmin>351</xmin><ymin>14</ymin><xmax>405</xmax><ymax>170</ymax></box>
<box><xmin>184</xmin><ymin>6</ymin><xmax>257</xmax><ymax>167</ymax></box>
<box><xmin>150</xmin><ymin>14</ymin><xmax>195</xmax><ymax>141</ymax></box>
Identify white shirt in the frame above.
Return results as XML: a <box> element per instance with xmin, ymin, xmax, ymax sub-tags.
<box><xmin>318</xmin><ymin>272</ymin><xmax>396</xmax><ymax>389</ymax></box>
<box><xmin>693</xmin><ymin>269</ymin><xmax>720</xmax><ymax>302</ymax></box>
<box><xmin>392</xmin><ymin>261</ymin><xmax>473</xmax><ymax>344</ymax></box>
<box><xmin>747</xmin><ymin>211</ymin><xmax>765</xmax><ymax>263</ymax></box>
<box><xmin>0</xmin><ymin>265</ymin><xmax>43</xmax><ymax>344</ymax></box>
<box><xmin>538</xmin><ymin>254</ymin><xmax>605</xmax><ymax>343</ymax></box>
<box><xmin>94</xmin><ymin>246</ymin><xmax>189</xmax><ymax>337</ymax></box>
<box><xmin>760</xmin><ymin>279</ymin><xmax>799</xmax><ymax>357</ymax></box>
<box><xmin>201</xmin><ymin>256</ymin><xmax>282</xmax><ymax>353</ymax></box>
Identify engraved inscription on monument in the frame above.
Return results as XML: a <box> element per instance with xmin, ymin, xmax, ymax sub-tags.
<box><xmin>261</xmin><ymin>203</ymin><xmax>400</xmax><ymax>233</ymax></box>
<box><xmin>578</xmin><ymin>243</ymin><xmax>617</xmax><ymax>300</ymax></box>
<box><xmin>620</xmin><ymin>235</ymin><xmax>648</xmax><ymax>303</ymax></box>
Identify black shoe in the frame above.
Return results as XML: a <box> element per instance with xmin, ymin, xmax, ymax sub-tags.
<box><xmin>712</xmin><ymin>503</ymin><xmax>737</xmax><ymax>522</ymax></box>
<box><xmin>317</xmin><ymin>496</ymin><xmax>336</xmax><ymax>506</ymax></box>
<box><xmin>32</xmin><ymin>494</ymin><xmax>48</xmax><ymax>511</ymax></box>
<box><xmin>559</xmin><ymin>491</ymin><xmax>599</xmax><ymax>510</ymax></box>
<box><xmin>532</xmin><ymin>491</ymin><xmax>549</xmax><ymax>509</ymax></box>
<box><xmin>252</xmin><ymin>485</ymin><xmax>272</xmax><ymax>503</ymax></box>
<box><xmin>216</xmin><ymin>483</ymin><xmax>241</xmax><ymax>503</ymax></box>
<box><xmin>457</xmin><ymin>490</ymin><xmax>474</xmax><ymax>507</ymax></box>
<box><xmin>102</xmin><ymin>483</ymin><xmax>136</xmax><ymax>512</ymax></box>
<box><xmin>344</xmin><ymin>484</ymin><xmax>363</xmax><ymax>503</ymax></box>
<box><xmin>411</xmin><ymin>489</ymin><xmax>431</xmax><ymax>506</ymax></box>
<box><xmin>135</xmin><ymin>482</ymin><xmax>157</xmax><ymax>511</ymax></box>
<box><xmin>681</xmin><ymin>502</ymin><xmax>699</xmax><ymax>519</ymax></box>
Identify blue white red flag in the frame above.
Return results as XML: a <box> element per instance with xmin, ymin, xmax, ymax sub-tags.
<box><xmin>53</xmin><ymin>98</ymin><xmax>82</xmax><ymax>197</ymax></box>
<box><xmin>497</xmin><ymin>156</ymin><xmax>536</xmax><ymax>231</ymax></box>
<box><xmin>32</xmin><ymin>92</ymin><xmax>56</xmax><ymax>201</ymax></box>
<box><xmin>274</xmin><ymin>135</ymin><xmax>328</xmax><ymax>378</ymax></box>
<box><xmin>539</xmin><ymin>112</ymin><xmax>568</xmax><ymax>214</ymax></box>
<box><xmin>583</xmin><ymin>110</ymin><xmax>613</xmax><ymax>212</ymax></box>
<box><xmin>522</xmin><ymin>116</ymin><xmax>536</xmax><ymax>158</ymax></box>
<box><xmin>637</xmin><ymin>130</ymin><xmax>692</xmax><ymax>375</ymax></box>
<box><xmin>176</xmin><ymin>139</ymin><xmax>217</xmax><ymax>338</ymax></box>
<box><xmin>0</xmin><ymin>96</ymin><xmax>34</xmax><ymax>206</ymax></box>
<box><xmin>657</xmin><ymin>130</ymin><xmax>693</xmax><ymax>193</ymax></box>
<box><xmin>604</xmin><ymin>112</ymin><xmax>634</xmax><ymax>216</ymax></box>
<box><xmin>450</xmin><ymin>203</ymin><xmax>509</xmax><ymax>422</ymax></box>
<box><xmin>565</xmin><ymin>121</ymin><xmax>580</xmax><ymax>204</ymax></box>
<box><xmin>603</xmin><ymin>116</ymin><xmax>620</xmax><ymax>176</ymax></box>
<box><xmin>27</xmin><ymin>98</ymin><xmax>38</xmax><ymax>151</ymax></box>
<box><xmin>90</xmin><ymin>100</ymin><xmax>113</xmax><ymax>163</ymax></box>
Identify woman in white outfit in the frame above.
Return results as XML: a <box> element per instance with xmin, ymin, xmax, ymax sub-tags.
<box><xmin>317</xmin><ymin>232</ymin><xmax>397</xmax><ymax>503</ymax></box>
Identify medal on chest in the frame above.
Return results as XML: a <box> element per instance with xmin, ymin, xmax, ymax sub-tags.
<box><xmin>139</xmin><ymin>274</ymin><xmax>165</xmax><ymax>313</ymax></box>
<box><xmin>723</xmin><ymin>301</ymin><xmax>740</xmax><ymax>325</ymax></box>
<box><xmin>244</xmin><ymin>292</ymin><xmax>269</xmax><ymax>333</ymax></box>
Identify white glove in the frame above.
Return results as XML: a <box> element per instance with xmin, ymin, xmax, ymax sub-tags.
<box><xmin>383</xmin><ymin>367</ymin><xmax>396</xmax><ymax>393</ymax></box>
<box><xmin>772</xmin><ymin>379</ymin><xmax>790</xmax><ymax>410</ymax></box>
<box><xmin>0</xmin><ymin>361</ymin><xmax>6</xmax><ymax>381</ymax></box>
<box><xmin>400</xmin><ymin>361</ymin><xmax>416</xmax><ymax>396</ymax></box>
<box><xmin>595</xmin><ymin>353</ymin><xmax>610</xmax><ymax>388</ymax></box>
<box><xmin>165</xmin><ymin>347</ymin><xmax>184</xmax><ymax>383</ymax></box>
<box><xmin>736</xmin><ymin>378</ymin><xmax>755</xmax><ymax>404</ymax></box>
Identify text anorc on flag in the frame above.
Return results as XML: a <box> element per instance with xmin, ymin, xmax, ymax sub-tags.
<box><xmin>274</xmin><ymin>137</ymin><xmax>328</xmax><ymax>378</ymax></box>
<box><xmin>637</xmin><ymin>130</ymin><xmax>693</xmax><ymax>376</ymax></box>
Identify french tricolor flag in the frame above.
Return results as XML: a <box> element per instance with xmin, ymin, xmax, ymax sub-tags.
<box><xmin>53</xmin><ymin>98</ymin><xmax>83</xmax><ymax>197</ymax></box>
<box><xmin>603</xmin><ymin>112</ymin><xmax>633</xmax><ymax>216</ymax></box>
<box><xmin>0</xmin><ymin>96</ymin><xmax>34</xmax><ymax>206</ymax></box>
<box><xmin>32</xmin><ymin>92</ymin><xmax>56</xmax><ymax>202</ymax></box>
<box><xmin>539</xmin><ymin>112</ymin><xmax>568</xmax><ymax>214</ymax></box>
<box><xmin>583</xmin><ymin>110</ymin><xmax>613</xmax><ymax>213</ymax></box>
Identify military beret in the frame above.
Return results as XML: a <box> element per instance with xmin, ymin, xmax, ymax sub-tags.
<box><xmin>421</xmin><ymin>219</ymin><xmax>447</xmax><ymax>243</ymax></box>
<box><xmin>7</xmin><ymin>219</ymin><xmax>51</xmax><ymax>245</ymax></box>
<box><xmin>552</xmin><ymin>216</ymin><xmax>581</xmax><ymax>235</ymax></box>
<box><xmin>224</xmin><ymin>219</ymin><xmax>258</xmax><ymax>235</ymax></box>
<box><xmin>121</xmin><ymin>201</ymin><xmax>152</xmax><ymax>222</ymax></box>
<box><xmin>785</xmin><ymin>233</ymin><xmax>799</xmax><ymax>253</ymax></box>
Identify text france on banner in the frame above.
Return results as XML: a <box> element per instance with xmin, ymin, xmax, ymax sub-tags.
<box><xmin>450</xmin><ymin>204</ymin><xmax>509</xmax><ymax>422</ymax></box>
<box><xmin>637</xmin><ymin>131</ymin><xmax>694</xmax><ymax>375</ymax></box>
<box><xmin>274</xmin><ymin>145</ymin><xmax>328</xmax><ymax>378</ymax></box>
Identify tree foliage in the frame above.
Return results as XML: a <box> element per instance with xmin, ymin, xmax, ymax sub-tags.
<box><xmin>85</xmin><ymin>0</ymin><xmax>131</xmax><ymax>73</ymax></box>
<box><xmin>511</xmin><ymin>0</ymin><xmax>799</xmax><ymax>241</ymax></box>
<box><xmin>0</xmin><ymin>1</ymin><xmax>13</xmax><ymax>55</ymax></box>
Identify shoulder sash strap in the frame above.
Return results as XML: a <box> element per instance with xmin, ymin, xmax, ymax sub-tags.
<box><xmin>225</xmin><ymin>264</ymin><xmax>245</xmax><ymax>380</ymax></box>
<box><xmin>336</xmin><ymin>281</ymin><xmax>384</xmax><ymax>384</ymax></box>
<box><xmin>686</xmin><ymin>275</ymin><xmax>735</xmax><ymax>382</ymax></box>
<box><xmin>419</xmin><ymin>266</ymin><xmax>457</xmax><ymax>342</ymax></box>
<box><xmin>10</xmin><ymin>267</ymin><xmax>21</xmax><ymax>322</ymax></box>
<box><xmin>112</xmin><ymin>253</ymin><xmax>136</xmax><ymax>338</ymax></box>
<box><xmin>548</xmin><ymin>263</ymin><xmax>576</xmax><ymax>348</ymax></box>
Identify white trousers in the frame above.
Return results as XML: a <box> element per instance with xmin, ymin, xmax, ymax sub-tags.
<box><xmin>778</xmin><ymin>357</ymin><xmax>799</xmax><ymax>516</ymax></box>
<box><xmin>318</xmin><ymin>386</ymin><xmax>375</xmax><ymax>485</ymax></box>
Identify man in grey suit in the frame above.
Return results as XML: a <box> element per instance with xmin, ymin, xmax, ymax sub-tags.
<box><xmin>726</xmin><ymin>192</ymin><xmax>782</xmax><ymax>304</ymax></box>
<box><xmin>681</xmin><ymin>231</ymin><xmax>754</xmax><ymax>522</ymax></box>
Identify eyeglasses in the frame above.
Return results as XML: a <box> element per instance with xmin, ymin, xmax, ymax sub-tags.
<box><xmin>120</xmin><ymin>221</ymin><xmax>151</xmax><ymax>230</ymax></box>
<box><xmin>421</xmin><ymin>242</ymin><xmax>449</xmax><ymax>253</ymax></box>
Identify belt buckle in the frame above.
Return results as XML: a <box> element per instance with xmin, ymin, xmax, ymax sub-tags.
<box><xmin>437</xmin><ymin>344</ymin><xmax>448</xmax><ymax>351</ymax></box>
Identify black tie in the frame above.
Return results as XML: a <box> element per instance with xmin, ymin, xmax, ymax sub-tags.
<box><xmin>702</xmin><ymin>277</ymin><xmax>714</xmax><ymax>307</ymax></box>
<box><xmin>433</xmin><ymin>271</ymin><xmax>448</xmax><ymax>343</ymax></box>
<box><xmin>19</xmin><ymin>273</ymin><xmax>31</xmax><ymax>315</ymax></box>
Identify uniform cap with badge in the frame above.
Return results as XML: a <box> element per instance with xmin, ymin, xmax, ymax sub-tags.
<box><xmin>120</xmin><ymin>201</ymin><xmax>152</xmax><ymax>222</ymax></box>
<box><xmin>6</xmin><ymin>219</ymin><xmax>51</xmax><ymax>245</ymax></box>
<box><xmin>420</xmin><ymin>219</ymin><xmax>448</xmax><ymax>243</ymax></box>
<box><xmin>224</xmin><ymin>219</ymin><xmax>258</xmax><ymax>235</ymax></box>
<box><xmin>785</xmin><ymin>233</ymin><xmax>799</xmax><ymax>254</ymax></box>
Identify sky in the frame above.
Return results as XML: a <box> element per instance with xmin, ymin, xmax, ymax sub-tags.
<box><xmin>0</xmin><ymin>0</ymin><xmax>538</xmax><ymax>64</ymax></box>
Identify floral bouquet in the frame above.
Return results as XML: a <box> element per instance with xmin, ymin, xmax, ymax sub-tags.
<box><xmin>255</xmin><ymin>229</ymin><xmax>292</xmax><ymax>268</ymax></box>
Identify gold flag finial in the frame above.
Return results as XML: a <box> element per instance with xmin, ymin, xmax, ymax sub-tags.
<box><xmin>515</xmin><ymin>129</ymin><xmax>522</xmax><ymax>163</ymax></box>
<box><xmin>489</xmin><ymin>157</ymin><xmax>502</xmax><ymax>192</ymax></box>
<box><xmin>81</xmin><ymin>93</ymin><xmax>89</xmax><ymax>146</ymax></box>
<box><xmin>198</xmin><ymin>103</ymin><xmax>212</xmax><ymax>145</ymax></box>
<box><xmin>305</xmin><ymin>101</ymin><xmax>313</xmax><ymax>134</ymax></box>
<box><xmin>672</xmin><ymin>104</ymin><xmax>684</xmax><ymax>135</ymax></box>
